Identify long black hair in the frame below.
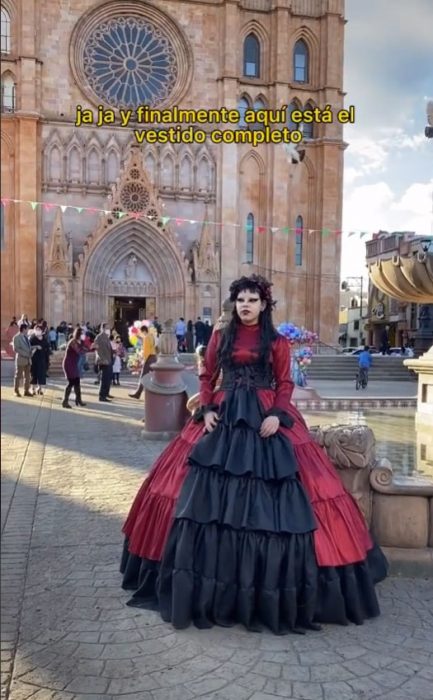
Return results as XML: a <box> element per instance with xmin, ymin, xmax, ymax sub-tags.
<box><xmin>217</xmin><ymin>275</ymin><xmax>278</xmax><ymax>368</ymax></box>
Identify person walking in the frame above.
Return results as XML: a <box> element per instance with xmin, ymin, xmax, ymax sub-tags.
<box><xmin>12</xmin><ymin>324</ymin><xmax>33</xmax><ymax>397</ymax></box>
<box><xmin>93</xmin><ymin>323</ymin><xmax>114</xmax><ymax>402</ymax></box>
<box><xmin>128</xmin><ymin>325</ymin><xmax>157</xmax><ymax>400</ymax></box>
<box><xmin>121</xmin><ymin>274</ymin><xmax>388</xmax><ymax>634</ymax></box>
<box><xmin>48</xmin><ymin>326</ymin><xmax>57</xmax><ymax>351</ymax></box>
<box><xmin>62</xmin><ymin>327</ymin><xmax>87</xmax><ymax>408</ymax></box>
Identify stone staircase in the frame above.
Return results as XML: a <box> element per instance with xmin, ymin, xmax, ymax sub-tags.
<box><xmin>47</xmin><ymin>350</ymin><xmax>416</xmax><ymax>382</ymax></box>
<box><xmin>308</xmin><ymin>355</ymin><xmax>416</xmax><ymax>381</ymax></box>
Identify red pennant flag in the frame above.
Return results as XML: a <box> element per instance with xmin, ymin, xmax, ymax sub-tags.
<box><xmin>175</xmin><ymin>218</ymin><xmax>182</xmax><ymax>226</ymax></box>
<box><xmin>258</xmin><ymin>226</ymin><xmax>266</xmax><ymax>234</ymax></box>
<box><xmin>43</xmin><ymin>203</ymin><xmax>55</xmax><ymax>211</ymax></box>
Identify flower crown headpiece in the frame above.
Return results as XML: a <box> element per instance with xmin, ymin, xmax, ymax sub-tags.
<box><xmin>229</xmin><ymin>274</ymin><xmax>276</xmax><ymax>308</ymax></box>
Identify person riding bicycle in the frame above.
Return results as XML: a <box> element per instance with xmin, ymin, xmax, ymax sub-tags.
<box><xmin>358</xmin><ymin>345</ymin><xmax>372</xmax><ymax>384</ymax></box>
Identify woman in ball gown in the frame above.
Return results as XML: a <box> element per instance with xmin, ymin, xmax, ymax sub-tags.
<box><xmin>121</xmin><ymin>274</ymin><xmax>387</xmax><ymax>635</ymax></box>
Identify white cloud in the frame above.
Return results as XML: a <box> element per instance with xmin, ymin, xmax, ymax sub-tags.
<box><xmin>341</xmin><ymin>179</ymin><xmax>433</xmax><ymax>278</ymax></box>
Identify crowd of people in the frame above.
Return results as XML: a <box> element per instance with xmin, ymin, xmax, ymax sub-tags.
<box><xmin>174</xmin><ymin>316</ymin><xmax>213</xmax><ymax>352</ymax></box>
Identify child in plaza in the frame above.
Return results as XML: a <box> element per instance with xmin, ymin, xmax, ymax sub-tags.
<box><xmin>121</xmin><ymin>274</ymin><xmax>388</xmax><ymax>635</ymax></box>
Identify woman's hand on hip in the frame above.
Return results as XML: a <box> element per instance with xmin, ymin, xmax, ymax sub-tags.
<box><xmin>259</xmin><ymin>415</ymin><xmax>280</xmax><ymax>438</ymax></box>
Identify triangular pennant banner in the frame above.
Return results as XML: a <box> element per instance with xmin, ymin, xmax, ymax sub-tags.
<box><xmin>161</xmin><ymin>216</ymin><xmax>170</xmax><ymax>225</ymax></box>
<box><xmin>131</xmin><ymin>212</ymin><xmax>141</xmax><ymax>220</ymax></box>
<box><xmin>308</xmin><ymin>229</ymin><xmax>315</xmax><ymax>235</ymax></box>
<box><xmin>281</xmin><ymin>227</ymin><xmax>290</xmax><ymax>234</ymax></box>
<box><xmin>258</xmin><ymin>226</ymin><xmax>267</xmax><ymax>233</ymax></box>
<box><xmin>117</xmin><ymin>211</ymin><xmax>126</xmax><ymax>219</ymax></box>
<box><xmin>60</xmin><ymin>205</ymin><xmax>68</xmax><ymax>213</ymax></box>
<box><xmin>30</xmin><ymin>201</ymin><xmax>38</xmax><ymax>211</ymax></box>
<box><xmin>322</xmin><ymin>228</ymin><xmax>330</xmax><ymax>237</ymax></box>
<box><xmin>360</xmin><ymin>231</ymin><xmax>369</xmax><ymax>238</ymax></box>
<box><xmin>175</xmin><ymin>218</ymin><xmax>182</xmax><ymax>226</ymax></box>
<box><xmin>1</xmin><ymin>198</ymin><xmax>11</xmax><ymax>205</ymax></box>
<box><xmin>271</xmin><ymin>227</ymin><xmax>279</xmax><ymax>233</ymax></box>
<box><xmin>43</xmin><ymin>203</ymin><xmax>55</xmax><ymax>211</ymax></box>
<box><xmin>348</xmin><ymin>231</ymin><xmax>356</xmax><ymax>237</ymax></box>
<box><xmin>189</xmin><ymin>219</ymin><xmax>197</xmax><ymax>224</ymax></box>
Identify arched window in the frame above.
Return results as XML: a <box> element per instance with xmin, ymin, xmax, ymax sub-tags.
<box><xmin>287</xmin><ymin>101</ymin><xmax>300</xmax><ymax>131</ymax></box>
<box><xmin>251</xmin><ymin>97</ymin><xmax>266</xmax><ymax>130</ymax></box>
<box><xmin>238</xmin><ymin>96</ymin><xmax>249</xmax><ymax>126</ymax></box>
<box><xmin>1</xmin><ymin>73</ymin><xmax>15</xmax><ymax>112</ymax></box>
<box><xmin>295</xmin><ymin>215</ymin><xmax>303</xmax><ymax>266</ymax></box>
<box><xmin>243</xmin><ymin>33</ymin><xmax>260</xmax><ymax>78</ymax></box>
<box><xmin>1</xmin><ymin>8</ymin><xmax>11</xmax><ymax>54</ymax></box>
<box><xmin>246</xmin><ymin>213</ymin><xmax>254</xmax><ymax>263</ymax></box>
<box><xmin>293</xmin><ymin>39</ymin><xmax>309</xmax><ymax>83</ymax></box>
<box><xmin>302</xmin><ymin>102</ymin><xmax>314</xmax><ymax>138</ymax></box>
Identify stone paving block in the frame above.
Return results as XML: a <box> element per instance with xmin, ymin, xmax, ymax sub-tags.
<box><xmin>291</xmin><ymin>682</ymin><xmax>323</xmax><ymax>700</ymax></box>
<box><xmin>321</xmin><ymin>681</ymin><xmax>357</xmax><ymax>700</ymax></box>
<box><xmin>63</xmin><ymin>676</ymin><xmax>110</xmax><ymax>694</ymax></box>
<box><xmin>263</xmin><ymin>679</ymin><xmax>293</xmax><ymax>697</ymax></box>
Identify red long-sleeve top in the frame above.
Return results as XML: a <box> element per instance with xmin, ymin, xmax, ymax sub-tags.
<box><xmin>199</xmin><ymin>323</ymin><xmax>294</xmax><ymax>413</ymax></box>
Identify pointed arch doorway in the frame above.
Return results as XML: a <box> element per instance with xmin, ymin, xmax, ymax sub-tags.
<box><xmin>80</xmin><ymin>219</ymin><xmax>187</xmax><ymax>329</ymax></box>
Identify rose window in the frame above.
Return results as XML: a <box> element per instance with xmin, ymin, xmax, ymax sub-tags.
<box><xmin>82</xmin><ymin>17</ymin><xmax>178</xmax><ymax>109</ymax></box>
<box><xmin>120</xmin><ymin>183</ymin><xmax>150</xmax><ymax>212</ymax></box>
<box><xmin>129</xmin><ymin>168</ymin><xmax>140</xmax><ymax>180</ymax></box>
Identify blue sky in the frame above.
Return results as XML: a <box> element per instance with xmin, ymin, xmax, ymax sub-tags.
<box><xmin>340</xmin><ymin>0</ymin><xmax>433</xmax><ymax>280</ymax></box>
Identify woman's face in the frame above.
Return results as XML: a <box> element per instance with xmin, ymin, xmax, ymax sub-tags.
<box><xmin>235</xmin><ymin>288</ymin><xmax>265</xmax><ymax>325</ymax></box>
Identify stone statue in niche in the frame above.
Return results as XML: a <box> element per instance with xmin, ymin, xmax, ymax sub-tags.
<box><xmin>125</xmin><ymin>254</ymin><xmax>138</xmax><ymax>280</ymax></box>
<box><xmin>52</xmin><ymin>281</ymin><xmax>66</xmax><ymax>319</ymax></box>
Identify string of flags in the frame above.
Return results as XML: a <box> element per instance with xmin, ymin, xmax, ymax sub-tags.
<box><xmin>0</xmin><ymin>196</ymin><xmax>381</xmax><ymax>238</ymax></box>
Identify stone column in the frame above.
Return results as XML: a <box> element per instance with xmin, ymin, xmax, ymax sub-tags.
<box><xmin>141</xmin><ymin>319</ymin><xmax>188</xmax><ymax>440</ymax></box>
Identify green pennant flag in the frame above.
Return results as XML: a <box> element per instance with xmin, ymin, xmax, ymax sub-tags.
<box><xmin>161</xmin><ymin>216</ymin><xmax>170</xmax><ymax>225</ymax></box>
<box><xmin>75</xmin><ymin>207</ymin><xmax>83</xmax><ymax>214</ymax></box>
<box><xmin>322</xmin><ymin>228</ymin><xmax>330</xmax><ymax>237</ymax></box>
<box><xmin>30</xmin><ymin>201</ymin><xmax>38</xmax><ymax>210</ymax></box>
<box><xmin>117</xmin><ymin>211</ymin><xmax>126</xmax><ymax>219</ymax></box>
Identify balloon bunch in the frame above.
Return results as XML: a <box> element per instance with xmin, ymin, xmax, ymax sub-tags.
<box><xmin>277</xmin><ymin>322</ymin><xmax>317</xmax><ymax>387</ymax></box>
<box><xmin>128</xmin><ymin>320</ymin><xmax>149</xmax><ymax>347</ymax></box>
<box><xmin>276</xmin><ymin>323</ymin><xmax>318</xmax><ymax>346</ymax></box>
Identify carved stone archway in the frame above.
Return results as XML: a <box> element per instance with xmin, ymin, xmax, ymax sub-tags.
<box><xmin>78</xmin><ymin>219</ymin><xmax>188</xmax><ymax>324</ymax></box>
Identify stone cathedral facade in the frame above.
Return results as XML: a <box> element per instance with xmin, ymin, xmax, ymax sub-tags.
<box><xmin>1</xmin><ymin>0</ymin><xmax>345</xmax><ymax>344</ymax></box>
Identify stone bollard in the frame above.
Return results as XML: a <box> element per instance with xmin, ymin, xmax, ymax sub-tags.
<box><xmin>141</xmin><ymin>319</ymin><xmax>189</xmax><ymax>440</ymax></box>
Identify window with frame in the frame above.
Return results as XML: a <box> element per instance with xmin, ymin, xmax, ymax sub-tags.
<box><xmin>250</xmin><ymin>97</ymin><xmax>266</xmax><ymax>131</ymax></box>
<box><xmin>243</xmin><ymin>33</ymin><xmax>260</xmax><ymax>78</ymax></box>
<box><xmin>302</xmin><ymin>102</ymin><xmax>314</xmax><ymax>138</ymax></box>
<box><xmin>1</xmin><ymin>7</ymin><xmax>10</xmax><ymax>54</ymax></box>
<box><xmin>293</xmin><ymin>39</ymin><xmax>309</xmax><ymax>83</ymax></box>
<box><xmin>1</xmin><ymin>74</ymin><xmax>15</xmax><ymax>112</ymax></box>
<box><xmin>295</xmin><ymin>215</ymin><xmax>303</xmax><ymax>266</ymax></box>
<box><xmin>246</xmin><ymin>213</ymin><xmax>254</xmax><ymax>263</ymax></box>
<box><xmin>238</xmin><ymin>96</ymin><xmax>249</xmax><ymax>126</ymax></box>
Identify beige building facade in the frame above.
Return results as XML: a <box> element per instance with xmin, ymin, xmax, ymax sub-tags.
<box><xmin>1</xmin><ymin>0</ymin><xmax>345</xmax><ymax>344</ymax></box>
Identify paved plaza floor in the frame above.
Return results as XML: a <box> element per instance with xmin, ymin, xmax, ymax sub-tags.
<box><xmin>1</xmin><ymin>369</ymin><xmax>432</xmax><ymax>700</ymax></box>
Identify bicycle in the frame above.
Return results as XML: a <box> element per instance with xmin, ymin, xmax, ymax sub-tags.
<box><xmin>355</xmin><ymin>367</ymin><xmax>369</xmax><ymax>390</ymax></box>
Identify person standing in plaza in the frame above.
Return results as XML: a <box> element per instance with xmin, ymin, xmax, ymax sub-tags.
<box><xmin>194</xmin><ymin>316</ymin><xmax>206</xmax><ymax>348</ymax></box>
<box><xmin>12</xmin><ymin>324</ymin><xmax>33</xmax><ymax>397</ymax></box>
<box><xmin>128</xmin><ymin>325</ymin><xmax>157</xmax><ymax>400</ymax></box>
<box><xmin>62</xmin><ymin>327</ymin><xmax>87</xmax><ymax>408</ymax></box>
<box><xmin>174</xmin><ymin>317</ymin><xmax>186</xmax><ymax>352</ymax></box>
<box><xmin>185</xmin><ymin>320</ymin><xmax>194</xmax><ymax>352</ymax></box>
<box><xmin>121</xmin><ymin>274</ymin><xmax>387</xmax><ymax>635</ymax></box>
<box><xmin>93</xmin><ymin>323</ymin><xmax>114</xmax><ymax>402</ymax></box>
<box><xmin>29</xmin><ymin>325</ymin><xmax>48</xmax><ymax>395</ymax></box>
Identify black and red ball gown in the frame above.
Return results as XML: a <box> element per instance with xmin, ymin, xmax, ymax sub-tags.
<box><xmin>121</xmin><ymin>323</ymin><xmax>388</xmax><ymax>634</ymax></box>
